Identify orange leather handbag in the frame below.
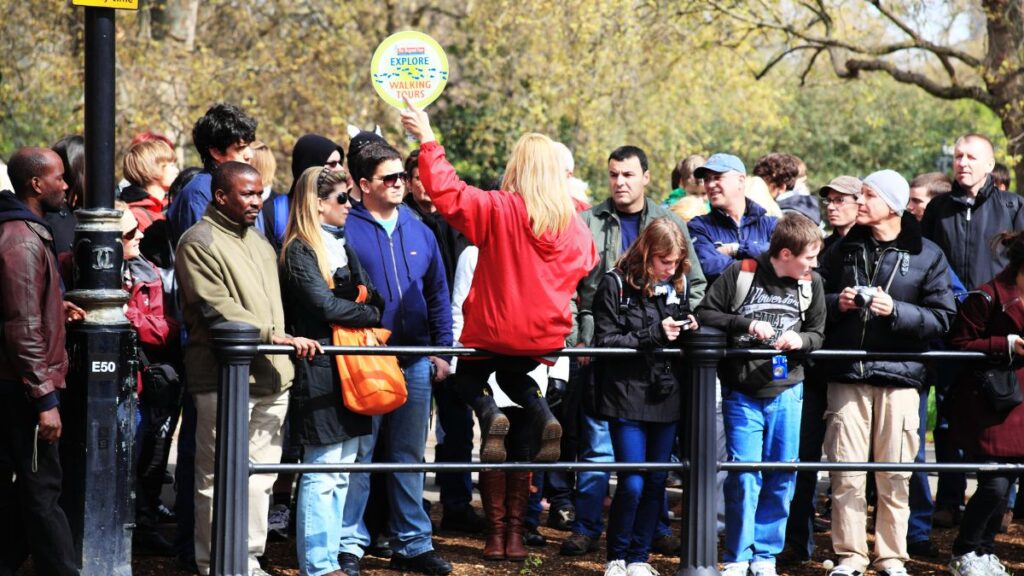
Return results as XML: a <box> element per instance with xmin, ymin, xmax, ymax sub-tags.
<box><xmin>331</xmin><ymin>325</ymin><xmax>407</xmax><ymax>415</ymax></box>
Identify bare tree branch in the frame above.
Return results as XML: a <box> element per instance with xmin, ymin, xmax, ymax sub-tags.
<box><xmin>841</xmin><ymin>57</ymin><xmax>995</xmax><ymax>106</ymax></box>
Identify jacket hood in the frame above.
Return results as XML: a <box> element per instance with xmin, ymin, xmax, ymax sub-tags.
<box><xmin>120</xmin><ymin>184</ymin><xmax>150</xmax><ymax>203</ymax></box>
<box><xmin>840</xmin><ymin>212</ymin><xmax>923</xmax><ymax>254</ymax></box>
<box><xmin>0</xmin><ymin>191</ymin><xmax>50</xmax><ymax>228</ymax></box>
<box><xmin>289</xmin><ymin>134</ymin><xmax>344</xmax><ymax>196</ymax></box>
<box><xmin>349</xmin><ymin>201</ymin><xmax>417</xmax><ymax>230</ymax></box>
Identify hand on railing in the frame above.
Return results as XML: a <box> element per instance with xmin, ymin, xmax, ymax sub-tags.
<box><xmin>271</xmin><ymin>334</ymin><xmax>322</xmax><ymax>360</ymax></box>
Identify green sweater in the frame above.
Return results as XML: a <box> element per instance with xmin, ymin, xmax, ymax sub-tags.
<box><xmin>175</xmin><ymin>205</ymin><xmax>293</xmax><ymax>396</ymax></box>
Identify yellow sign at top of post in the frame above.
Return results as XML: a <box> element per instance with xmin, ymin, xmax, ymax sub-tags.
<box><xmin>72</xmin><ymin>0</ymin><xmax>139</xmax><ymax>9</ymax></box>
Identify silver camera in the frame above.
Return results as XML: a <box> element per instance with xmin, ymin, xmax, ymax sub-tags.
<box><xmin>853</xmin><ymin>286</ymin><xmax>876</xmax><ymax>307</ymax></box>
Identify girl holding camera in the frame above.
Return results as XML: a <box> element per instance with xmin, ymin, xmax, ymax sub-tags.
<box><xmin>592</xmin><ymin>218</ymin><xmax>697</xmax><ymax>576</ymax></box>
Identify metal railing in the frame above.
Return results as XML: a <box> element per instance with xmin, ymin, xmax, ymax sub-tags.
<box><xmin>208</xmin><ymin>321</ymin><xmax>995</xmax><ymax>576</ymax></box>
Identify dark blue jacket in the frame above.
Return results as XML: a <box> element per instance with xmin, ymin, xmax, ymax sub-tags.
<box><xmin>344</xmin><ymin>203</ymin><xmax>453</xmax><ymax>359</ymax></box>
<box><xmin>688</xmin><ymin>198</ymin><xmax>778</xmax><ymax>283</ymax></box>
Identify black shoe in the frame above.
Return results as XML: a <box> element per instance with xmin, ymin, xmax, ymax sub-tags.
<box><xmin>907</xmin><ymin>539</ymin><xmax>940</xmax><ymax>558</ymax></box>
<box><xmin>440</xmin><ymin>505</ymin><xmax>486</xmax><ymax>533</ymax></box>
<box><xmin>560</xmin><ymin>532</ymin><xmax>599</xmax><ymax>556</ymax></box>
<box><xmin>524</xmin><ymin>526</ymin><xmax>547</xmax><ymax>546</ymax></box>
<box><xmin>133</xmin><ymin>527</ymin><xmax>175</xmax><ymax>557</ymax></box>
<box><xmin>546</xmin><ymin>506</ymin><xmax>576</xmax><ymax>532</ymax></box>
<box><xmin>475</xmin><ymin>396</ymin><xmax>510</xmax><ymax>463</ymax></box>
<box><xmin>524</xmin><ymin>397</ymin><xmax>562</xmax><ymax>462</ymax></box>
<box><xmin>176</xmin><ymin>553</ymin><xmax>199</xmax><ymax>575</ymax></box>
<box><xmin>389</xmin><ymin>550</ymin><xmax>453</xmax><ymax>575</ymax></box>
<box><xmin>365</xmin><ymin>535</ymin><xmax>392</xmax><ymax>558</ymax></box>
<box><xmin>650</xmin><ymin>533</ymin><xmax>681</xmax><ymax>556</ymax></box>
<box><xmin>157</xmin><ymin>503</ymin><xmax>176</xmax><ymax>523</ymax></box>
<box><xmin>338</xmin><ymin>552</ymin><xmax>361</xmax><ymax>576</ymax></box>
<box><xmin>777</xmin><ymin>546</ymin><xmax>813</xmax><ymax>565</ymax></box>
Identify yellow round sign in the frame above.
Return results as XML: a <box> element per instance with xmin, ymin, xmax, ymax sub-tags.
<box><xmin>371</xmin><ymin>31</ymin><xmax>449</xmax><ymax>110</ymax></box>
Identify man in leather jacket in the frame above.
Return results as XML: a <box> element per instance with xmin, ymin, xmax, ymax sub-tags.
<box><xmin>0</xmin><ymin>147</ymin><xmax>83</xmax><ymax>576</ymax></box>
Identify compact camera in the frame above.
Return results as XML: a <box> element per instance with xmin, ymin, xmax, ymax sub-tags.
<box><xmin>853</xmin><ymin>286</ymin><xmax>876</xmax><ymax>307</ymax></box>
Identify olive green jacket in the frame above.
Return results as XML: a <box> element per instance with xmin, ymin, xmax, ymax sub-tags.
<box><xmin>574</xmin><ymin>198</ymin><xmax>706</xmax><ymax>345</ymax></box>
<box><xmin>175</xmin><ymin>205</ymin><xmax>294</xmax><ymax>395</ymax></box>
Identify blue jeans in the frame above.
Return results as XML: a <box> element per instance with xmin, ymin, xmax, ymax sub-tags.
<box><xmin>297</xmin><ymin>438</ymin><xmax>359</xmax><ymax>576</ymax></box>
<box><xmin>339</xmin><ymin>357</ymin><xmax>434</xmax><ymax>558</ymax></box>
<box><xmin>722</xmin><ymin>384</ymin><xmax>803</xmax><ymax>564</ymax></box>
<box><xmin>433</xmin><ymin>380</ymin><xmax>475</xmax><ymax>515</ymax></box>
<box><xmin>571</xmin><ymin>413</ymin><xmax>614</xmax><ymax>538</ymax></box>
<box><xmin>606</xmin><ymin>418</ymin><xmax>677</xmax><ymax>563</ymax></box>
<box><xmin>908</xmin><ymin>387</ymin><xmax>933</xmax><ymax>544</ymax></box>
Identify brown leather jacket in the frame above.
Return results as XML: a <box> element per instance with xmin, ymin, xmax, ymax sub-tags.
<box><xmin>0</xmin><ymin>213</ymin><xmax>68</xmax><ymax>410</ymax></box>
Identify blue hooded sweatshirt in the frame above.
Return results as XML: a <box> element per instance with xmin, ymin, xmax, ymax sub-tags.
<box><xmin>688</xmin><ymin>198</ymin><xmax>778</xmax><ymax>283</ymax></box>
<box><xmin>344</xmin><ymin>202</ymin><xmax>453</xmax><ymax>360</ymax></box>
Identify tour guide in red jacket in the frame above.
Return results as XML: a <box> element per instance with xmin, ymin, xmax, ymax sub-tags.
<box><xmin>402</xmin><ymin>100</ymin><xmax>597</xmax><ymax>464</ymax></box>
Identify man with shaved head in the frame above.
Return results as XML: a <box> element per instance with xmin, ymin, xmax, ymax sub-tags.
<box><xmin>922</xmin><ymin>133</ymin><xmax>1024</xmax><ymax>290</ymax></box>
<box><xmin>0</xmin><ymin>147</ymin><xmax>80</xmax><ymax>575</ymax></box>
<box><xmin>175</xmin><ymin>161</ymin><xmax>320</xmax><ymax>576</ymax></box>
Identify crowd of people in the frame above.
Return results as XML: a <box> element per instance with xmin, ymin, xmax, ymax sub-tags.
<box><xmin>2</xmin><ymin>99</ymin><xmax>1024</xmax><ymax>576</ymax></box>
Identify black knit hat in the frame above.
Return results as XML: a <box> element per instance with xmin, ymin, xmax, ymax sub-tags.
<box><xmin>289</xmin><ymin>134</ymin><xmax>344</xmax><ymax>196</ymax></box>
<box><xmin>347</xmin><ymin>130</ymin><xmax>389</xmax><ymax>184</ymax></box>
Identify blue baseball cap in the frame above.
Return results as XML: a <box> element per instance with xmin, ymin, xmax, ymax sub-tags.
<box><xmin>694</xmin><ymin>153</ymin><xmax>746</xmax><ymax>178</ymax></box>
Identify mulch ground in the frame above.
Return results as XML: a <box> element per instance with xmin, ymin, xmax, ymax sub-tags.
<box><xmin>124</xmin><ymin>505</ymin><xmax>1024</xmax><ymax>576</ymax></box>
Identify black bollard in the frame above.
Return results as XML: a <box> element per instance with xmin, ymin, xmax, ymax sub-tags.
<box><xmin>678</xmin><ymin>326</ymin><xmax>726</xmax><ymax>576</ymax></box>
<box><xmin>209</xmin><ymin>322</ymin><xmax>259</xmax><ymax>576</ymax></box>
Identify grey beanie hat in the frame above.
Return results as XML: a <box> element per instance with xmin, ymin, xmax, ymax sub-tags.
<box><xmin>862</xmin><ymin>169</ymin><xmax>909</xmax><ymax>216</ymax></box>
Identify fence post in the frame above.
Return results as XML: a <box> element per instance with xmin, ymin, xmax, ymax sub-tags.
<box><xmin>678</xmin><ymin>326</ymin><xmax>726</xmax><ymax>576</ymax></box>
<box><xmin>209</xmin><ymin>321</ymin><xmax>259</xmax><ymax>576</ymax></box>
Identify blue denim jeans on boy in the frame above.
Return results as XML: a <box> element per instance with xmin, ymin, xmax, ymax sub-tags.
<box><xmin>722</xmin><ymin>383</ymin><xmax>803</xmax><ymax>565</ymax></box>
<box><xmin>606</xmin><ymin>418</ymin><xmax>677</xmax><ymax>563</ymax></box>
<box><xmin>339</xmin><ymin>357</ymin><xmax>435</xmax><ymax>558</ymax></box>
<box><xmin>297</xmin><ymin>438</ymin><xmax>359</xmax><ymax>576</ymax></box>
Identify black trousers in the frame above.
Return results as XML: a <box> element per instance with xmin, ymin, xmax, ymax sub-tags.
<box><xmin>0</xmin><ymin>388</ymin><xmax>79</xmax><ymax>576</ymax></box>
<box><xmin>952</xmin><ymin>464</ymin><xmax>1021</xmax><ymax>556</ymax></box>
<box><xmin>454</xmin><ymin>355</ymin><xmax>542</xmax><ymax>409</ymax></box>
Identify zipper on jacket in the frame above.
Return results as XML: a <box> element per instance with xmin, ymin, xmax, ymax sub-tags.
<box><xmin>388</xmin><ymin>238</ymin><xmax>404</xmax><ymax>299</ymax></box>
<box><xmin>856</xmin><ymin>245</ymin><xmax>898</xmax><ymax>377</ymax></box>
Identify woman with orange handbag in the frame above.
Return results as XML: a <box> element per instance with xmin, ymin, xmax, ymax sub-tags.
<box><xmin>280</xmin><ymin>166</ymin><xmax>385</xmax><ymax>576</ymax></box>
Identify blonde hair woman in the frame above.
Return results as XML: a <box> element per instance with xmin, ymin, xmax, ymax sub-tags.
<box><xmin>279</xmin><ymin>166</ymin><xmax>384</xmax><ymax>576</ymax></box>
<box><xmin>401</xmin><ymin>100</ymin><xmax>597</xmax><ymax>464</ymax></box>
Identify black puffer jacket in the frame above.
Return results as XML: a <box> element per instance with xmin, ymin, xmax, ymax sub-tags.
<box><xmin>921</xmin><ymin>175</ymin><xmax>1024</xmax><ymax>290</ymax></box>
<box><xmin>281</xmin><ymin>239</ymin><xmax>381</xmax><ymax>446</ymax></box>
<box><xmin>818</xmin><ymin>214</ymin><xmax>956</xmax><ymax>389</ymax></box>
<box><xmin>592</xmin><ymin>270</ymin><xmax>688</xmax><ymax>423</ymax></box>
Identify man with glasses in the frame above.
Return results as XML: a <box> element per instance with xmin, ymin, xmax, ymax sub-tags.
<box><xmin>339</xmin><ymin>141</ymin><xmax>454</xmax><ymax>576</ymax></box>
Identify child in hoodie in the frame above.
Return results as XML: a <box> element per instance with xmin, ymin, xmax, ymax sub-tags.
<box><xmin>696</xmin><ymin>213</ymin><xmax>827</xmax><ymax>576</ymax></box>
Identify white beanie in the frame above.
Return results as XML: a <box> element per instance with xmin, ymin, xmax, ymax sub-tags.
<box><xmin>862</xmin><ymin>169</ymin><xmax>909</xmax><ymax>216</ymax></box>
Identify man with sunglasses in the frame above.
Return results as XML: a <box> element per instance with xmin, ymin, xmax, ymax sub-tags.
<box><xmin>339</xmin><ymin>142</ymin><xmax>454</xmax><ymax>576</ymax></box>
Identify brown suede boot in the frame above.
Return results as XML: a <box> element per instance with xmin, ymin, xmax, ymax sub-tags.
<box><xmin>480</xmin><ymin>470</ymin><xmax>507</xmax><ymax>560</ymax></box>
<box><xmin>504</xmin><ymin>471</ymin><xmax>531</xmax><ymax>561</ymax></box>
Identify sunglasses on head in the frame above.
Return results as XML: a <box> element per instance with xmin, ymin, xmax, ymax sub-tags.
<box><xmin>373</xmin><ymin>171</ymin><xmax>408</xmax><ymax>187</ymax></box>
<box><xmin>123</xmin><ymin>226</ymin><xmax>140</xmax><ymax>241</ymax></box>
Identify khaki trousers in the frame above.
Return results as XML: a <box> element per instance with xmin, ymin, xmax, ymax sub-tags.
<box><xmin>824</xmin><ymin>383</ymin><xmax>919</xmax><ymax>571</ymax></box>
<box><xmin>193</xmin><ymin>389</ymin><xmax>289</xmax><ymax>575</ymax></box>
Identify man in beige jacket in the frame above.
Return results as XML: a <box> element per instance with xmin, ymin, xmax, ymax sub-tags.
<box><xmin>176</xmin><ymin>161</ymin><xmax>318</xmax><ymax>576</ymax></box>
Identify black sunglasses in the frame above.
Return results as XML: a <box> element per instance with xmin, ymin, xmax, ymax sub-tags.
<box><xmin>122</xmin><ymin>226</ymin><xmax>140</xmax><ymax>241</ymax></box>
<box><xmin>324</xmin><ymin>160</ymin><xmax>342</xmax><ymax>169</ymax></box>
<box><xmin>373</xmin><ymin>171</ymin><xmax>409</xmax><ymax>187</ymax></box>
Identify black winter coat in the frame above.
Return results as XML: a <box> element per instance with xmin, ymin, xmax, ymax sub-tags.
<box><xmin>592</xmin><ymin>270</ymin><xmax>687</xmax><ymax>423</ymax></box>
<box><xmin>920</xmin><ymin>176</ymin><xmax>1024</xmax><ymax>290</ymax></box>
<box><xmin>281</xmin><ymin>239</ymin><xmax>381</xmax><ymax>446</ymax></box>
<box><xmin>818</xmin><ymin>214</ymin><xmax>956</xmax><ymax>389</ymax></box>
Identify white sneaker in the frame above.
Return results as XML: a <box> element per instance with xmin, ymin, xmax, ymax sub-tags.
<box><xmin>605</xmin><ymin>559</ymin><xmax>628</xmax><ymax>576</ymax></box>
<box><xmin>750</xmin><ymin>560</ymin><xmax>778</xmax><ymax>576</ymax></box>
<box><xmin>828</xmin><ymin>565</ymin><xmax>863</xmax><ymax>576</ymax></box>
<box><xmin>983</xmin><ymin>554</ymin><xmax>1010</xmax><ymax>576</ymax></box>
<box><xmin>721</xmin><ymin>562</ymin><xmax>750</xmax><ymax>576</ymax></box>
<box><xmin>627</xmin><ymin>562</ymin><xmax>661</xmax><ymax>576</ymax></box>
<box><xmin>950</xmin><ymin>552</ymin><xmax>990</xmax><ymax>576</ymax></box>
<box><xmin>878</xmin><ymin>567</ymin><xmax>909</xmax><ymax>576</ymax></box>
